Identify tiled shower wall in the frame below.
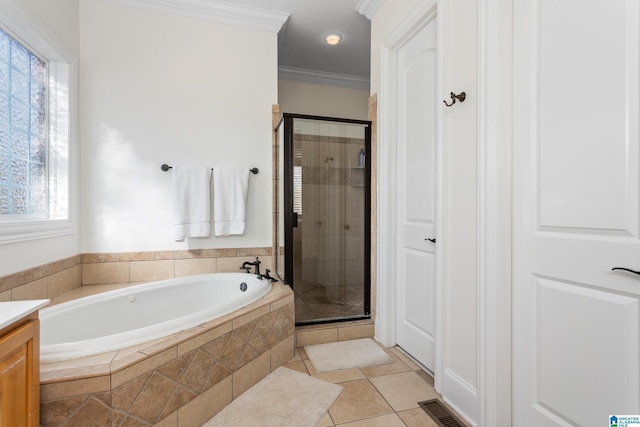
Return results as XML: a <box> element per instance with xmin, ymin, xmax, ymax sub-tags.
<box><xmin>296</xmin><ymin>132</ymin><xmax>366</xmax><ymax>292</ymax></box>
<box><xmin>0</xmin><ymin>248</ymin><xmax>272</xmax><ymax>302</ymax></box>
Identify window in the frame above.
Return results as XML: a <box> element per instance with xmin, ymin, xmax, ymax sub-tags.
<box><xmin>0</xmin><ymin>28</ymin><xmax>48</xmax><ymax>217</ymax></box>
<box><xmin>0</xmin><ymin>2</ymin><xmax>75</xmax><ymax>243</ymax></box>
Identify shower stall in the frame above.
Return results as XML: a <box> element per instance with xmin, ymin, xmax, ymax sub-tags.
<box><xmin>275</xmin><ymin>114</ymin><xmax>371</xmax><ymax>325</ymax></box>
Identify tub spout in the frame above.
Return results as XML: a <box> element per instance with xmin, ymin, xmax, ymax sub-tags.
<box><xmin>240</xmin><ymin>261</ymin><xmax>253</xmax><ymax>274</ymax></box>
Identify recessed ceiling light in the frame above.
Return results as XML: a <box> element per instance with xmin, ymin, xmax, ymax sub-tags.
<box><xmin>323</xmin><ymin>32</ymin><xmax>343</xmax><ymax>46</ymax></box>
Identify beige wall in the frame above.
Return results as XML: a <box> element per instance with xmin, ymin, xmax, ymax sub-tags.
<box><xmin>278</xmin><ymin>80</ymin><xmax>369</xmax><ymax>120</ymax></box>
<box><xmin>442</xmin><ymin>0</ymin><xmax>479</xmax><ymax>392</ymax></box>
<box><xmin>1</xmin><ymin>0</ymin><xmax>280</xmax><ymax>277</ymax></box>
<box><xmin>79</xmin><ymin>0</ymin><xmax>277</xmax><ymax>253</ymax></box>
<box><xmin>0</xmin><ymin>0</ymin><xmax>81</xmax><ymax>277</ymax></box>
<box><xmin>22</xmin><ymin>0</ymin><xmax>80</xmax><ymax>54</ymax></box>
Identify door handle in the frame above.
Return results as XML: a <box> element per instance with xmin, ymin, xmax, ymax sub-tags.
<box><xmin>425</xmin><ymin>238</ymin><xmax>436</xmax><ymax>243</ymax></box>
<box><xmin>612</xmin><ymin>267</ymin><xmax>640</xmax><ymax>276</ymax></box>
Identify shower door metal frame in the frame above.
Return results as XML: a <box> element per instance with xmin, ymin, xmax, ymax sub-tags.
<box><xmin>279</xmin><ymin>113</ymin><xmax>372</xmax><ymax>325</ymax></box>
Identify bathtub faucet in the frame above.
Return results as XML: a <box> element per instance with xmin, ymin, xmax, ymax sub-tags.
<box><xmin>240</xmin><ymin>257</ymin><xmax>262</xmax><ymax>278</ymax></box>
<box><xmin>263</xmin><ymin>269</ymin><xmax>277</xmax><ymax>282</ymax></box>
<box><xmin>240</xmin><ymin>261</ymin><xmax>253</xmax><ymax>274</ymax></box>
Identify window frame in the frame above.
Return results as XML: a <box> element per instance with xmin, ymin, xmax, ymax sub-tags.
<box><xmin>0</xmin><ymin>0</ymin><xmax>77</xmax><ymax>244</ymax></box>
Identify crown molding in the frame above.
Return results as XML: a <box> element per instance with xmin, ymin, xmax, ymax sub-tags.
<box><xmin>98</xmin><ymin>0</ymin><xmax>290</xmax><ymax>32</ymax></box>
<box><xmin>278</xmin><ymin>66</ymin><xmax>370</xmax><ymax>91</ymax></box>
<box><xmin>355</xmin><ymin>0</ymin><xmax>385</xmax><ymax>19</ymax></box>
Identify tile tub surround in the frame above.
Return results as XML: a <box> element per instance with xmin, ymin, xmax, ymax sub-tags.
<box><xmin>39</xmin><ymin>282</ymin><xmax>295</xmax><ymax>427</ymax></box>
<box><xmin>295</xmin><ymin>319</ymin><xmax>375</xmax><ymax>348</ymax></box>
<box><xmin>0</xmin><ymin>248</ymin><xmax>272</xmax><ymax>302</ymax></box>
<box><xmin>81</xmin><ymin>248</ymin><xmax>273</xmax><ymax>286</ymax></box>
<box><xmin>0</xmin><ymin>255</ymin><xmax>82</xmax><ymax>303</ymax></box>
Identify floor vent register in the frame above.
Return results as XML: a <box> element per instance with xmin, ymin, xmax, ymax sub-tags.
<box><xmin>417</xmin><ymin>399</ymin><xmax>466</xmax><ymax>427</ymax></box>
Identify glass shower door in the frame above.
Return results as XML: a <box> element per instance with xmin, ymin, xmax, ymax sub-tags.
<box><xmin>280</xmin><ymin>114</ymin><xmax>371</xmax><ymax>325</ymax></box>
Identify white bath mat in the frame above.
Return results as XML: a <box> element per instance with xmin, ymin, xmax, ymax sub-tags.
<box><xmin>202</xmin><ymin>366</ymin><xmax>342</xmax><ymax>427</ymax></box>
<box><xmin>304</xmin><ymin>338</ymin><xmax>394</xmax><ymax>372</ymax></box>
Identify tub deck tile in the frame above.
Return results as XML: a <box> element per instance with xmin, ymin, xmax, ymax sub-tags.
<box><xmin>202</xmin><ymin>363</ymin><xmax>232</xmax><ymax>390</ymax></box>
<box><xmin>40</xmin><ymin>363</ymin><xmax>112</xmax><ymax>384</ymax></box>
<box><xmin>159</xmin><ymin>384</ymin><xmax>196</xmax><ymax>422</ymax></box>
<box><xmin>176</xmin><ymin>321</ymin><xmax>232</xmax><ymax>356</ymax></box>
<box><xmin>199</xmin><ymin>332</ymin><xmax>231</xmax><ymax>361</ymax></box>
<box><xmin>271</xmin><ymin>292</ymin><xmax>295</xmax><ymax>311</ymax></box>
<box><xmin>112</xmin><ymin>372</ymin><xmax>149</xmax><ymax>411</ymax></box>
<box><xmin>176</xmin><ymin>375</ymin><xmax>232</xmax><ymax>427</ymax></box>
<box><xmin>180</xmin><ymin>349</ymin><xmax>219</xmax><ymax>393</ymax></box>
<box><xmin>41</xmin><ymin>350</ymin><xmax>118</xmax><ymax>384</ymax></box>
<box><xmin>40</xmin><ymin>283</ymin><xmax>295</xmax><ymax>427</ymax></box>
<box><xmin>128</xmin><ymin>371</ymin><xmax>178</xmax><ymax>423</ymax></box>
<box><xmin>111</xmin><ymin>347</ymin><xmax>178</xmax><ymax>389</ymax></box>
<box><xmin>40</xmin><ymin>374</ymin><xmax>111</xmax><ymax>401</ymax></box>
<box><xmin>231</xmin><ymin>304</ymin><xmax>271</xmax><ymax>329</ymax></box>
<box><xmin>217</xmin><ymin>333</ymin><xmax>246</xmax><ymax>372</ymax></box>
<box><xmin>236</xmin><ymin>343</ymin><xmax>260</xmax><ymax>368</ymax></box>
<box><xmin>158</xmin><ymin>352</ymin><xmax>195</xmax><ymax>384</ymax></box>
<box><xmin>109</xmin><ymin>350</ymin><xmax>152</xmax><ymax>377</ymax></box>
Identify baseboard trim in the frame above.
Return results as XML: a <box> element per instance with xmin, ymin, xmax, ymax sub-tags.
<box><xmin>441</xmin><ymin>368</ymin><xmax>479</xmax><ymax>426</ymax></box>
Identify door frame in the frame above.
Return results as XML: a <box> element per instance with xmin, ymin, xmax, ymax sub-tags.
<box><xmin>279</xmin><ymin>113</ymin><xmax>373</xmax><ymax>325</ymax></box>
<box><xmin>376</xmin><ymin>0</ymin><xmax>443</xmax><ymax>384</ymax></box>
<box><xmin>377</xmin><ymin>0</ymin><xmax>513</xmax><ymax>425</ymax></box>
<box><xmin>476</xmin><ymin>0</ymin><xmax>513</xmax><ymax>425</ymax></box>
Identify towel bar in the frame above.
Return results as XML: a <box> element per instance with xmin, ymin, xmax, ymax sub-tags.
<box><xmin>161</xmin><ymin>164</ymin><xmax>259</xmax><ymax>175</ymax></box>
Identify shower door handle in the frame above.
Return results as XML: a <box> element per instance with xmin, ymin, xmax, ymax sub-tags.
<box><xmin>292</xmin><ymin>212</ymin><xmax>299</xmax><ymax>228</ymax></box>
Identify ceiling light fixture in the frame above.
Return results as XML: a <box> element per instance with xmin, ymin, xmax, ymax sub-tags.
<box><xmin>323</xmin><ymin>32</ymin><xmax>343</xmax><ymax>46</ymax></box>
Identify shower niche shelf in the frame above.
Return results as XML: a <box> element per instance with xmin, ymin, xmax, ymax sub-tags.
<box><xmin>350</xmin><ymin>166</ymin><xmax>365</xmax><ymax>188</ymax></box>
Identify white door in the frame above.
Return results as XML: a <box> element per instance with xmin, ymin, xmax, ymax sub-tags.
<box><xmin>396</xmin><ymin>16</ymin><xmax>437</xmax><ymax>371</ymax></box>
<box><xmin>512</xmin><ymin>1</ymin><xmax>640</xmax><ymax>425</ymax></box>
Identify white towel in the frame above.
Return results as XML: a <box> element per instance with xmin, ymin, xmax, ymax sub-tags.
<box><xmin>213</xmin><ymin>166</ymin><xmax>250</xmax><ymax>236</ymax></box>
<box><xmin>172</xmin><ymin>164</ymin><xmax>211</xmax><ymax>241</ymax></box>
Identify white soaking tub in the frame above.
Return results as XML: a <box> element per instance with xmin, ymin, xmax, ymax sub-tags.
<box><xmin>39</xmin><ymin>272</ymin><xmax>272</xmax><ymax>363</ymax></box>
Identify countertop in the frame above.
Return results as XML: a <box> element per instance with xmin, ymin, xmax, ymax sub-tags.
<box><xmin>0</xmin><ymin>299</ymin><xmax>50</xmax><ymax>330</ymax></box>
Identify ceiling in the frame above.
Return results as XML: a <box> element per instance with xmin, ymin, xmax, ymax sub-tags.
<box><xmin>228</xmin><ymin>0</ymin><xmax>372</xmax><ymax>89</ymax></box>
<box><xmin>104</xmin><ymin>0</ymin><xmax>373</xmax><ymax>89</ymax></box>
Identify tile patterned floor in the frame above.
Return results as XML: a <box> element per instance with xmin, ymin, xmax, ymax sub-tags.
<box><xmin>284</xmin><ymin>343</ymin><xmax>470</xmax><ymax>427</ymax></box>
<box><xmin>294</xmin><ymin>282</ymin><xmax>365</xmax><ymax>323</ymax></box>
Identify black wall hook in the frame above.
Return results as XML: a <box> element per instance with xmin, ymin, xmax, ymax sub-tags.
<box><xmin>443</xmin><ymin>92</ymin><xmax>466</xmax><ymax>107</ymax></box>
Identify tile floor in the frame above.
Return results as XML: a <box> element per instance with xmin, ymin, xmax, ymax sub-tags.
<box><xmin>284</xmin><ymin>342</ymin><xmax>470</xmax><ymax>427</ymax></box>
<box><xmin>294</xmin><ymin>282</ymin><xmax>365</xmax><ymax>323</ymax></box>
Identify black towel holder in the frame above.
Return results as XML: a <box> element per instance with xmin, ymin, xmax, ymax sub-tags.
<box><xmin>161</xmin><ymin>164</ymin><xmax>259</xmax><ymax>175</ymax></box>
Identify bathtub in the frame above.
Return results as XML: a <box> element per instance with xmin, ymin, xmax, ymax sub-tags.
<box><xmin>39</xmin><ymin>272</ymin><xmax>272</xmax><ymax>363</ymax></box>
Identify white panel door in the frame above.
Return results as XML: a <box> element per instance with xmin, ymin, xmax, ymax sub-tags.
<box><xmin>396</xmin><ymin>16</ymin><xmax>437</xmax><ymax>371</ymax></box>
<box><xmin>512</xmin><ymin>1</ymin><xmax>640</xmax><ymax>425</ymax></box>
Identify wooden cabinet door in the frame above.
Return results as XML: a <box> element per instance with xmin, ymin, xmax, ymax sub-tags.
<box><xmin>0</xmin><ymin>319</ymin><xmax>39</xmax><ymax>427</ymax></box>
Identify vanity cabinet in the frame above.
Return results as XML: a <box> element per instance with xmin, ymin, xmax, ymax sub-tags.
<box><xmin>0</xmin><ymin>313</ymin><xmax>40</xmax><ymax>427</ymax></box>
